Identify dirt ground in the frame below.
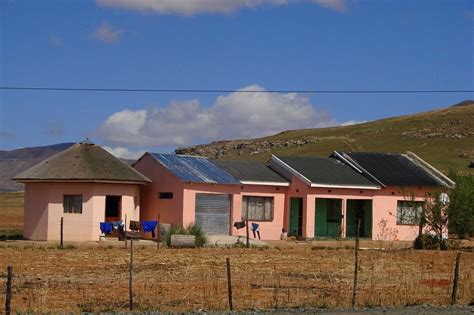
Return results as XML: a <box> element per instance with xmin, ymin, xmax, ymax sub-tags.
<box><xmin>0</xmin><ymin>242</ymin><xmax>472</xmax><ymax>313</ymax></box>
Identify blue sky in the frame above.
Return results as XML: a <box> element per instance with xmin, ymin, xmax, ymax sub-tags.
<box><xmin>0</xmin><ymin>0</ymin><xmax>473</xmax><ymax>157</ymax></box>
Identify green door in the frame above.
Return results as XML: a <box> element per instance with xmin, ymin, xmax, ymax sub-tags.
<box><xmin>315</xmin><ymin>198</ymin><xmax>342</xmax><ymax>238</ymax></box>
<box><xmin>289</xmin><ymin>198</ymin><xmax>303</xmax><ymax>238</ymax></box>
<box><xmin>346</xmin><ymin>200</ymin><xmax>372</xmax><ymax>238</ymax></box>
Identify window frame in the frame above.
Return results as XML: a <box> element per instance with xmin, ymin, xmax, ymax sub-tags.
<box><xmin>396</xmin><ymin>200</ymin><xmax>423</xmax><ymax>226</ymax></box>
<box><xmin>241</xmin><ymin>195</ymin><xmax>274</xmax><ymax>222</ymax></box>
<box><xmin>63</xmin><ymin>194</ymin><xmax>83</xmax><ymax>214</ymax></box>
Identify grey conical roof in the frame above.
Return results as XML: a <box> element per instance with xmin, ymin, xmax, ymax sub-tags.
<box><xmin>14</xmin><ymin>142</ymin><xmax>150</xmax><ymax>184</ymax></box>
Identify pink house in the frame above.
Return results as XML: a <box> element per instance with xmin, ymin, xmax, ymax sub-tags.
<box><xmin>268</xmin><ymin>152</ymin><xmax>454</xmax><ymax>241</ymax></box>
<box><xmin>14</xmin><ymin>141</ymin><xmax>151</xmax><ymax>241</ymax></box>
<box><xmin>15</xmin><ymin>141</ymin><xmax>454</xmax><ymax>243</ymax></box>
<box><xmin>134</xmin><ymin>151</ymin><xmax>454</xmax><ymax>242</ymax></box>
<box><xmin>133</xmin><ymin>153</ymin><xmax>289</xmax><ymax>240</ymax></box>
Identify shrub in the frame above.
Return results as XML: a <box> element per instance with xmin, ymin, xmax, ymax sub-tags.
<box><xmin>447</xmin><ymin>172</ymin><xmax>474</xmax><ymax>239</ymax></box>
<box><xmin>413</xmin><ymin>234</ymin><xmax>460</xmax><ymax>250</ymax></box>
<box><xmin>165</xmin><ymin>223</ymin><xmax>207</xmax><ymax>247</ymax></box>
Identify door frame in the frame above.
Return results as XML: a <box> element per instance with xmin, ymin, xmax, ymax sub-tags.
<box><xmin>345</xmin><ymin>199</ymin><xmax>372</xmax><ymax>238</ymax></box>
<box><xmin>289</xmin><ymin>197</ymin><xmax>303</xmax><ymax>238</ymax></box>
<box><xmin>315</xmin><ymin>198</ymin><xmax>343</xmax><ymax>238</ymax></box>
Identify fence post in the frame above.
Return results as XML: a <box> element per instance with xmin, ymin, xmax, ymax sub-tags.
<box><xmin>351</xmin><ymin>219</ymin><xmax>361</xmax><ymax>307</ymax></box>
<box><xmin>124</xmin><ymin>214</ymin><xmax>128</xmax><ymax>249</ymax></box>
<box><xmin>226</xmin><ymin>258</ymin><xmax>233</xmax><ymax>311</ymax></box>
<box><xmin>129</xmin><ymin>238</ymin><xmax>134</xmax><ymax>311</ymax></box>
<box><xmin>5</xmin><ymin>265</ymin><xmax>12</xmax><ymax>315</ymax></box>
<box><xmin>157</xmin><ymin>213</ymin><xmax>160</xmax><ymax>250</ymax></box>
<box><xmin>246</xmin><ymin>219</ymin><xmax>250</xmax><ymax>248</ymax></box>
<box><xmin>60</xmin><ymin>217</ymin><xmax>64</xmax><ymax>248</ymax></box>
<box><xmin>451</xmin><ymin>252</ymin><xmax>462</xmax><ymax>305</ymax></box>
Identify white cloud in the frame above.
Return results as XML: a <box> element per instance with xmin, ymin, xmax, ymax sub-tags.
<box><xmin>340</xmin><ymin>120</ymin><xmax>367</xmax><ymax>126</ymax></box>
<box><xmin>92</xmin><ymin>22</ymin><xmax>123</xmax><ymax>43</ymax></box>
<box><xmin>95</xmin><ymin>84</ymin><xmax>337</xmax><ymax>148</ymax></box>
<box><xmin>96</xmin><ymin>0</ymin><xmax>347</xmax><ymax>15</ymax></box>
<box><xmin>103</xmin><ymin>146</ymin><xmax>145</xmax><ymax>159</ymax></box>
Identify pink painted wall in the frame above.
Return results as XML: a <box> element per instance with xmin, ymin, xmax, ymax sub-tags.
<box><xmin>133</xmin><ymin>154</ymin><xmax>185</xmax><ymax>225</ymax></box>
<box><xmin>286</xmin><ymin>176</ymin><xmax>439</xmax><ymax>241</ymax></box>
<box><xmin>23</xmin><ymin>182</ymin><xmax>140</xmax><ymax>241</ymax></box>
<box><xmin>134</xmin><ymin>155</ymin><xmax>288</xmax><ymax>240</ymax></box>
<box><xmin>372</xmin><ymin>186</ymin><xmax>437</xmax><ymax>241</ymax></box>
<box><xmin>182</xmin><ymin>183</ymin><xmax>287</xmax><ymax>240</ymax></box>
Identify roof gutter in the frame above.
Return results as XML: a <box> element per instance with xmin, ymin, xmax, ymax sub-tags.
<box><xmin>310</xmin><ymin>183</ymin><xmax>380</xmax><ymax>190</ymax></box>
<box><xmin>240</xmin><ymin>180</ymin><xmax>290</xmax><ymax>187</ymax></box>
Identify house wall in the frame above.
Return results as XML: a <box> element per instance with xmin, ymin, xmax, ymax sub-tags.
<box><xmin>134</xmin><ymin>155</ymin><xmax>287</xmax><ymax>240</ymax></box>
<box><xmin>182</xmin><ymin>183</ymin><xmax>287</xmax><ymax>240</ymax></box>
<box><xmin>286</xmin><ymin>176</ymin><xmax>376</xmax><ymax>239</ymax></box>
<box><xmin>372</xmin><ymin>186</ymin><xmax>436</xmax><ymax>241</ymax></box>
<box><xmin>23</xmin><ymin>182</ymin><xmax>140</xmax><ymax>242</ymax></box>
<box><xmin>286</xmin><ymin>176</ymin><xmax>438</xmax><ymax>241</ymax></box>
<box><xmin>133</xmin><ymin>154</ymin><xmax>185</xmax><ymax>225</ymax></box>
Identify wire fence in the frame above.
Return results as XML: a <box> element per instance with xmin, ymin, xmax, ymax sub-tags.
<box><xmin>1</xmin><ymin>243</ymin><xmax>472</xmax><ymax>313</ymax></box>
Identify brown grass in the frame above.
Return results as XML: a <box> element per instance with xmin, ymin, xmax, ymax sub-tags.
<box><xmin>0</xmin><ymin>192</ymin><xmax>24</xmax><ymax>231</ymax></box>
<box><xmin>0</xmin><ymin>244</ymin><xmax>472</xmax><ymax>313</ymax></box>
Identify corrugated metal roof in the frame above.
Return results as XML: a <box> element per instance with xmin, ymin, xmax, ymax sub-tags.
<box><xmin>339</xmin><ymin>152</ymin><xmax>446</xmax><ymax>187</ymax></box>
<box><xmin>211</xmin><ymin>160</ymin><xmax>288</xmax><ymax>183</ymax></box>
<box><xmin>150</xmin><ymin>153</ymin><xmax>240</xmax><ymax>184</ymax></box>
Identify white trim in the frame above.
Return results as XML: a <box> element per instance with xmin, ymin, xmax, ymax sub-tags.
<box><xmin>240</xmin><ymin>180</ymin><xmax>290</xmax><ymax>187</ymax></box>
<box><xmin>334</xmin><ymin>151</ymin><xmax>385</xmax><ymax>187</ymax></box>
<box><xmin>310</xmin><ymin>183</ymin><xmax>380</xmax><ymax>190</ymax></box>
<box><xmin>332</xmin><ymin>151</ymin><xmax>363</xmax><ymax>173</ymax></box>
<box><xmin>270</xmin><ymin>155</ymin><xmax>312</xmax><ymax>186</ymax></box>
<box><xmin>16</xmin><ymin>179</ymin><xmax>149</xmax><ymax>185</ymax></box>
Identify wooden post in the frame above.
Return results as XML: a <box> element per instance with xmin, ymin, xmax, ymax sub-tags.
<box><xmin>226</xmin><ymin>258</ymin><xmax>233</xmax><ymax>311</ymax></box>
<box><xmin>5</xmin><ymin>265</ymin><xmax>12</xmax><ymax>315</ymax></box>
<box><xmin>451</xmin><ymin>252</ymin><xmax>462</xmax><ymax>305</ymax></box>
<box><xmin>129</xmin><ymin>238</ymin><xmax>134</xmax><ymax>310</ymax></box>
<box><xmin>351</xmin><ymin>219</ymin><xmax>361</xmax><ymax>307</ymax></box>
<box><xmin>157</xmin><ymin>213</ymin><xmax>160</xmax><ymax>250</ymax></box>
<box><xmin>124</xmin><ymin>214</ymin><xmax>128</xmax><ymax>249</ymax></box>
<box><xmin>245</xmin><ymin>220</ymin><xmax>250</xmax><ymax>248</ymax></box>
<box><xmin>60</xmin><ymin>217</ymin><xmax>64</xmax><ymax>248</ymax></box>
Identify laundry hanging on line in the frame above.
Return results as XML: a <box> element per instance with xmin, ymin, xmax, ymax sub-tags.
<box><xmin>100</xmin><ymin>222</ymin><xmax>112</xmax><ymax>235</ymax></box>
<box><xmin>141</xmin><ymin>221</ymin><xmax>158</xmax><ymax>238</ymax></box>
<box><xmin>100</xmin><ymin>221</ymin><xmax>123</xmax><ymax>235</ymax></box>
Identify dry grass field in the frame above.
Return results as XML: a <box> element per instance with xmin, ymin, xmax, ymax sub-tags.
<box><xmin>0</xmin><ymin>192</ymin><xmax>23</xmax><ymax>233</ymax></box>
<box><xmin>0</xmin><ymin>244</ymin><xmax>472</xmax><ymax>313</ymax></box>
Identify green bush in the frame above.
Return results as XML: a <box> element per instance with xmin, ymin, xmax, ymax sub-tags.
<box><xmin>447</xmin><ymin>172</ymin><xmax>474</xmax><ymax>239</ymax></box>
<box><xmin>165</xmin><ymin>223</ymin><xmax>207</xmax><ymax>247</ymax></box>
<box><xmin>413</xmin><ymin>234</ymin><xmax>459</xmax><ymax>250</ymax></box>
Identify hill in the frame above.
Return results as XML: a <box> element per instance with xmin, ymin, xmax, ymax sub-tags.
<box><xmin>176</xmin><ymin>100</ymin><xmax>474</xmax><ymax>174</ymax></box>
<box><xmin>0</xmin><ymin>143</ymin><xmax>75</xmax><ymax>192</ymax></box>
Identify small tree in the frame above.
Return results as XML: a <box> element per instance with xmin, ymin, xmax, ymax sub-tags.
<box><xmin>422</xmin><ymin>191</ymin><xmax>449</xmax><ymax>240</ymax></box>
<box><xmin>447</xmin><ymin>172</ymin><xmax>474</xmax><ymax>239</ymax></box>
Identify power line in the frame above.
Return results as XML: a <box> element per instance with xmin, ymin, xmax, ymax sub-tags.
<box><xmin>0</xmin><ymin>86</ymin><xmax>473</xmax><ymax>94</ymax></box>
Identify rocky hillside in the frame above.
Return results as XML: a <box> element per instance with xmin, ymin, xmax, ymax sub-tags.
<box><xmin>176</xmin><ymin>100</ymin><xmax>474</xmax><ymax>174</ymax></box>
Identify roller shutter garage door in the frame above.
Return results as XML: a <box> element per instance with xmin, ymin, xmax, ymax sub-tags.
<box><xmin>195</xmin><ymin>193</ymin><xmax>231</xmax><ymax>235</ymax></box>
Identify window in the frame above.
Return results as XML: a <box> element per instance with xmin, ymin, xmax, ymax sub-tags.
<box><xmin>63</xmin><ymin>195</ymin><xmax>83</xmax><ymax>214</ymax></box>
<box><xmin>242</xmin><ymin>196</ymin><xmax>274</xmax><ymax>221</ymax></box>
<box><xmin>397</xmin><ymin>200</ymin><xmax>423</xmax><ymax>225</ymax></box>
<box><xmin>159</xmin><ymin>192</ymin><xmax>173</xmax><ymax>199</ymax></box>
